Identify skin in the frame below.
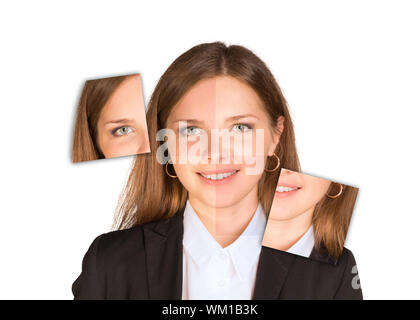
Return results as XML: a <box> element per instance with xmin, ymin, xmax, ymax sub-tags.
<box><xmin>96</xmin><ymin>74</ymin><xmax>150</xmax><ymax>158</ymax></box>
<box><xmin>262</xmin><ymin>169</ymin><xmax>331</xmax><ymax>251</ymax></box>
<box><xmin>166</xmin><ymin>75</ymin><xmax>284</xmax><ymax>248</ymax></box>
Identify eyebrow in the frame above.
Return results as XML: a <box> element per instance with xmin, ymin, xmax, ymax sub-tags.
<box><xmin>104</xmin><ymin>118</ymin><xmax>136</xmax><ymax>125</ymax></box>
<box><xmin>171</xmin><ymin>113</ymin><xmax>259</xmax><ymax>125</ymax></box>
<box><xmin>171</xmin><ymin>119</ymin><xmax>205</xmax><ymax>126</ymax></box>
<box><xmin>226</xmin><ymin>113</ymin><xmax>259</xmax><ymax>122</ymax></box>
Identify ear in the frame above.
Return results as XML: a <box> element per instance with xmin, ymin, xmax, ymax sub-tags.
<box><xmin>268</xmin><ymin>116</ymin><xmax>285</xmax><ymax>155</ymax></box>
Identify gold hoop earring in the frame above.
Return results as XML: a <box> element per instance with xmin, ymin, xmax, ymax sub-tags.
<box><xmin>165</xmin><ymin>162</ymin><xmax>177</xmax><ymax>178</ymax></box>
<box><xmin>264</xmin><ymin>153</ymin><xmax>280</xmax><ymax>172</ymax></box>
<box><xmin>326</xmin><ymin>183</ymin><xmax>343</xmax><ymax>199</ymax></box>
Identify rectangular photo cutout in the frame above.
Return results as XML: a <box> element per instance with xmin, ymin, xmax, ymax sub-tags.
<box><xmin>72</xmin><ymin>73</ymin><xmax>151</xmax><ymax>162</ymax></box>
<box><xmin>262</xmin><ymin>168</ymin><xmax>359</xmax><ymax>265</ymax></box>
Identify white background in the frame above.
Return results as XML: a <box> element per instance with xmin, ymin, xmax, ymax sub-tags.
<box><xmin>0</xmin><ymin>0</ymin><xmax>419</xmax><ymax>299</ymax></box>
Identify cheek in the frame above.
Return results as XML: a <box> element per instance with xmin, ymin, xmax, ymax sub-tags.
<box><xmin>137</xmin><ymin>137</ymin><xmax>150</xmax><ymax>154</ymax></box>
<box><xmin>304</xmin><ymin>179</ymin><xmax>331</xmax><ymax>204</ymax></box>
<box><xmin>168</xmin><ymin>137</ymin><xmax>203</xmax><ymax>164</ymax></box>
<box><xmin>172</xmin><ymin>164</ymin><xmax>195</xmax><ymax>188</ymax></box>
<box><xmin>263</xmin><ymin>129</ymin><xmax>274</xmax><ymax>153</ymax></box>
<box><xmin>276</xmin><ymin>180</ymin><xmax>331</xmax><ymax>216</ymax></box>
<box><xmin>269</xmin><ymin>187</ymin><xmax>321</xmax><ymax>220</ymax></box>
<box><xmin>230</xmin><ymin>130</ymin><xmax>269</xmax><ymax>174</ymax></box>
<box><xmin>99</xmin><ymin>135</ymin><xmax>144</xmax><ymax>158</ymax></box>
<box><xmin>133</xmin><ymin>128</ymin><xmax>149</xmax><ymax>154</ymax></box>
<box><xmin>240</xmin><ymin>172</ymin><xmax>261</xmax><ymax>192</ymax></box>
<box><xmin>242</xmin><ymin>129</ymin><xmax>271</xmax><ymax>156</ymax></box>
<box><xmin>295</xmin><ymin>190</ymin><xmax>321</xmax><ymax>213</ymax></box>
<box><xmin>269</xmin><ymin>197</ymin><xmax>300</xmax><ymax>220</ymax></box>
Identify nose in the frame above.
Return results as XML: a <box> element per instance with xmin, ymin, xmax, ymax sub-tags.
<box><xmin>204</xmin><ymin>131</ymin><xmax>230</xmax><ymax>164</ymax></box>
<box><xmin>208</xmin><ymin>149</ymin><xmax>229</xmax><ymax>163</ymax></box>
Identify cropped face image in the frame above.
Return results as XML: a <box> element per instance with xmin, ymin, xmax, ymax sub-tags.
<box><xmin>262</xmin><ymin>168</ymin><xmax>359</xmax><ymax>263</ymax></box>
<box><xmin>96</xmin><ymin>75</ymin><xmax>150</xmax><ymax>158</ymax></box>
<box><xmin>72</xmin><ymin>73</ymin><xmax>150</xmax><ymax>162</ymax></box>
<box><xmin>271</xmin><ymin>168</ymin><xmax>331</xmax><ymax>221</ymax></box>
<box><xmin>165</xmin><ymin>75</ymin><xmax>282</xmax><ymax>213</ymax></box>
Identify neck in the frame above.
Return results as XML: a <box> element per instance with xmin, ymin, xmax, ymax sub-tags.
<box><xmin>262</xmin><ymin>206</ymin><xmax>314</xmax><ymax>251</ymax></box>
<box><xmin>188</xmin><ymin>186</ymin><xmax>259</xmax><ymax>248</ymax></box>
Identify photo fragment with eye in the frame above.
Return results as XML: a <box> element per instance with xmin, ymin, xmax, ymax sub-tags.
<box><xmin>262</xmin><ymin>168</ymin><xmax>359</xmax><ymax>265</ymax></box>
<box><xmin>71</xmin><ymin>73</ymin><xmax>151</xmax><ymax>162</ymax></box>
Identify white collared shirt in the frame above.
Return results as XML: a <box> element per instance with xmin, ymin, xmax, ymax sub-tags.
<box><xmin>181</xmin><ymin>200</ymin><xmax>266</xmax><ymax>300</ymax></box>
<box><xmin>286</xmin><ymin>224</ymin><xmax>315</xmax><ymax>258</ymax></box>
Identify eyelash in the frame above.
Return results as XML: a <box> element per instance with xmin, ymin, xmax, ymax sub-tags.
<box><xmin>179</xmin><ymin>123</ymin><xmax>253</xmax><ymax>136</ymax></box>
<box><xmin>111</xmin><ymin>126</ymin><xmax>133</xmax><ymax>136</ymax></box>
<box><xmin>232</xmin><ymin>123</ymin><xmax>253</xmax><ymax>132</ymax></box>
<box><xmin>180</xmin><ymin>127</ymin><xmax>202</xmax><ymax>136</ymax></box>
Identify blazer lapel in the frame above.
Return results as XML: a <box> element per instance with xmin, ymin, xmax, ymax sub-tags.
<box><xmin>252</xmin><ymin>246</ymin><xmax>296</xmax><ymax>299</ymax></box>
<box><xmin>143</xmin><ymin>210</ymin><xmax>184</xmax><ymax>299</ymax></box>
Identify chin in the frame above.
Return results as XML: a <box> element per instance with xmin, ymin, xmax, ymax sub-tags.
<box><xmin>200</xmin><ymin>193</ymin><xmax>243</xmax><ymax>209</ymax></box>
<box><xmin>268</xmin><ymin>205</ymin><xmax>293</xmax><ymax>219</ymax></box>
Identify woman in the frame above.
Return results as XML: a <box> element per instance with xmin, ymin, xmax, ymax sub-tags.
<box><xmin>72</xmin><ymin>73</ymin><xmax>150</xmax><ymax>162</ymax></box>
<box><xmin>72</xmin><ymin>42</ymin><xmax>362</xmax><ymax>299</ymax></box>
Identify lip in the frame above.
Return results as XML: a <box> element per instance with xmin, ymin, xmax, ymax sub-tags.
<box><xmin>276</xmin><ymin>182</ymin><xmax>300</xmax><ymax>188</ymax></box>
<box><xmin>275</xmin><ymin>183</ymin><xmax>301</xmax><ymax>199</ymax></box>
<box><xmin>196</xmin><ymin>169</ymin><xmax>239</xmax><ymax>186</ymax></box>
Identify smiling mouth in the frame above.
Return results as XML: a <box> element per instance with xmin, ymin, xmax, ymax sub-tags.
<box><xmin>197</xmin><ymin>169</ymin><xmax>239</xmax><ymax>181</ymax></box>
<box><xmin>276</xmin><ymin>186</ymin><xmax>301</xmax><ymax>193</ymax></box>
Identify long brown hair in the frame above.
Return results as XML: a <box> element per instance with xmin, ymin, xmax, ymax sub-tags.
<box><xmin>312</xmin><ymin>182</ymin><xmax>359</xmax><ymax>261</ymax></box>
<box><xmin>72</xmin><ymin>75</ymin><xmax>132</xmax><ymax>162</ymax></box>
<box><xmin>113</xmin><ymin>42</ymin><xmax>301</xmax><ymax>230</ymax></box>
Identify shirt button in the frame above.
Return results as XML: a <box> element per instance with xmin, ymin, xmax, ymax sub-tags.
<box><xmin>217</xmin><ymin>279</ymin><xmax>226</xmax><ymax>287</ymax></box>
<box><xmin>219</xmin><ymin>252</ymin><xmax>227</xmax><ymax>260</ymax></box>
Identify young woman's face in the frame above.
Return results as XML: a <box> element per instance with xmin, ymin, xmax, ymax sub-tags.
<box><xmin>166</xmin><ymin>76</ymin><xmax>283</xmax><ymax>208</ymax></box>
<box><xmin>270</xmin><ymin>169</ymin><xmax>331</xmax><ymax>221</ymax></box>
<box><xmin>96</xmin><ymin>75</ymin><xmax>150</xmax><ymax>158</ymax></box>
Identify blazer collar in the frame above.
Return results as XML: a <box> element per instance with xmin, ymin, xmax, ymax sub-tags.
<box><xmin>252</xmin><ymin>246</ymin><xmax>296</xmax><ymax>299</ymax></box>
<box><xmin>143</xmin><ymin>207</ymin><xmax>185</xmax><ymax>299</ymax></box>
<box><xmin>142</xmin><ymin>205</ymin><xmax>298</xmax><ymax>300</ymax></box>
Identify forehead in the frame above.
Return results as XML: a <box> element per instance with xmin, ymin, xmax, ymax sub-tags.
<box><xmin>168</xmin><ymin>76</ymin><xmax>265</xmax><ymax>122</ymax></box>
<box><xmin>100</xmin><ymin>75</ymin><xmax>144</xmax><ymax>121</ymax></box>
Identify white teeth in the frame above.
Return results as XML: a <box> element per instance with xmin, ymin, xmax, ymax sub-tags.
<box><xmin>200</xmin><ymin>170</ymin><xmax>238</xmax><ymax>180</ymax></box>
<box><xmin>276</xmin><ymin>186</ymin><xmax>299</xmax><ymax>192</ymax></box>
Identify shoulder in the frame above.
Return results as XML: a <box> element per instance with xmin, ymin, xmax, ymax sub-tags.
<box><xmin>309</xmin><ymin>244</ymin><xmax>357</xmax><ymax>267</ymax></box>
<box><xmin>340</xmin><ymin>247</ymin><xmax>358</xmax><ymax>267</ymax></box>
<box><xmin>92</xmin><ymin>213</ymin><xmax>183</xmax><ymax>263</ymax></box>
<box><xmin>289</xmin><ymin>246</ymin><xmax>359</xmax><ymax>283</ymax></box>
<box><xmin>96</xmin><ymin>223</ymin><xmax>146</xmax><ymax>249</ymax></box>
<box><xmin>333</xmin><ymin>247</ymin><xmax>363</xmax><ymax>299</ymax></box>
<box><xmin>337</xmin><ymin>247</ymin><xmax>360</xmax><ymax>284</ymax></box>
<box><xmin>334</xmin><ymin>247</ymin><xmax>359</xmax><ymax>276</ymax></box>
<box><xmin>73</xmin><ymin>214</ymin><xmax>183</xmax><ymax>299</ymax></box>
<box><xmin>278</xmin><ymin>247</ymin><xmax>362</xmax><ymax>299</ymax></box>
<box><xmin>94</xmin><ymin>219</ymin><xmax>165</xmax><ymax>257</ymax></box>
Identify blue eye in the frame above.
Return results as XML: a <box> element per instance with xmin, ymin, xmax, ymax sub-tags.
<box><xmin>232</xmin><ymin>123</ymin><xmax>253</xmax><ymax>133</ymax></box>
<box><xmin>180</xmin><ymin>126</ymin><xmax>202</xmax><ymax>136</ymax></box>
<box><xmin>113</xmin><ymin>126</ymin><xmax>133</xmax><ymax>136</ymax></box>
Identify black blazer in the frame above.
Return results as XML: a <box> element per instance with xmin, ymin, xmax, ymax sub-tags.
<box><xmin>72</xmin><ymin>208</ymin><xmax>363</xmax><ymax>300</ymax></box>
